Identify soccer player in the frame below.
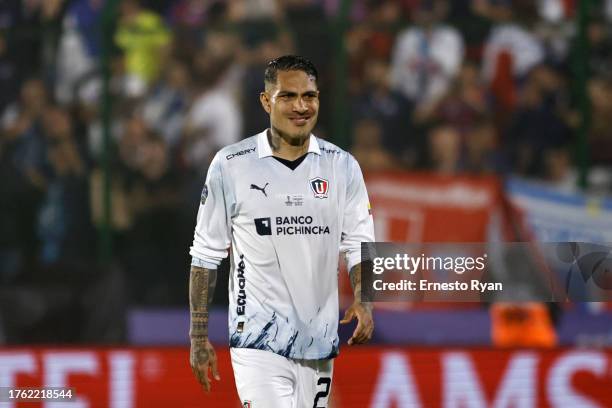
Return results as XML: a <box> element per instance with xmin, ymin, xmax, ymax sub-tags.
<box><xmin>188</xmin><ymin>55</ymin><xmax>375</xmax><ymax>407</ymax></box>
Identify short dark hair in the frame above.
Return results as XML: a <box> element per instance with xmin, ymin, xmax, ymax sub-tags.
<box><xmin>264</xmin><ymin>55</ymin><xmax>318</xmax><ymax>86</ymax></box>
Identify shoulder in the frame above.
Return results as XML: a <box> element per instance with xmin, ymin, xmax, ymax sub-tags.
<box><xmin>215</xmin><ymin>135</ymin><xmax>258</xmax><ymax>165</ymax></box>
<box><xmin>313</xmin><ymin>137</ymin><xmax>360</xmax><ymax>168</ymax></box>
<box><xmin>314</xmin><ymin>137</ymin><xmax>349</xmax><ymax>158</ymax></box>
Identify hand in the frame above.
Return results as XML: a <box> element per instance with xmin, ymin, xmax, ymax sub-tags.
<box><xmin>339</xmin><ymin>302</ymin><xmax>374</xmax><ymax>345</ymax></box>
<box><xmin>190</xmin><ymin>338</ymin><xmax>220</xmax><ymax>392</ymax></box>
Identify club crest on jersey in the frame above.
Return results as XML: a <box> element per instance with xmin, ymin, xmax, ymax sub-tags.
<box><xmin>243</xmin><ymin>401</ymin><xmax>252</xmax><ymax>408</ymax></box>
<box><xmin>309</xmin><ymin>177</ymin><xmax>329</xmax><ymax>198</ymax></box>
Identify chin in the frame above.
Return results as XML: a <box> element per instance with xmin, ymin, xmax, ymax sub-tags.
<box><xmin>275</xmin><ymin>125</ymin><xmax>313</xmax><ymax>144</ymax></box>
<box><xmin>292</xmin><ymin>128</ymin><xmax>312</xmax><ymax>138</ymax></box>
<box><xmin>293</xmin><ymin>131</ymin><xmax>313</xmax><ymax>143</ymax></box>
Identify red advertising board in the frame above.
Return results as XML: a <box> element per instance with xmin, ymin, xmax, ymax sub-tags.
<box><xmin>365</xmin><ymin>173</ymin><xmax>501</xmax><ymax>243</ymax></box>
<box><xmin>1</xmin><ymin>347</ymin><xmax>610</xmax><ymax>407</ymax></box>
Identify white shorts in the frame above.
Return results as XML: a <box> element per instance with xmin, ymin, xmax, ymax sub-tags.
<box><xmin>230</xmin><ymin>348</ymin><xmax>334</xmax><ymax>408</ymax></box>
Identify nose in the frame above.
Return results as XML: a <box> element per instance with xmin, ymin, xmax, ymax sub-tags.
<box><xmin>293</xmin><ymin>97</ymin><xmax>308</xmax><ymax>113</ymax></box>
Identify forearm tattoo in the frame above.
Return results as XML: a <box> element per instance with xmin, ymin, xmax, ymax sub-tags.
<box><xmin>189</xmin><ymin>266</ymin><xmax>217</xmax><ymax>339</ymax></box>
<box><xmin>350</xmin><ymin>263</ymin><xmax>373</xmax><ymax>306</ymax></box>
<box><xmin>349</xmin><ymin>264</ymin><xmax>362</xmax><ymax>299</ymax></box>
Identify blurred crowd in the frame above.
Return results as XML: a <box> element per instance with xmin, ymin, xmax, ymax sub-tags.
<box><xmin>1</xmin><ymin>0</ymin><xmax>612</xmax><ymax>342</ymax></box>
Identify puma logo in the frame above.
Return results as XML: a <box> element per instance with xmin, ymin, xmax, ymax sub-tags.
<box><xmin>250</xmin><ymin>183</ymin><xmax>269</xmax><ymax>197</ymax></box>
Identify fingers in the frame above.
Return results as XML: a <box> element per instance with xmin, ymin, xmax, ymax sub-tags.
<box><xmin>190</xmin><ymin>344</ymin><xmax>217</xmax><ymax>392</ymax></box>
<box><xmin>202</xmin><ymin>368</ymin><xmax>211</xmax><ymax>392</ymax></box>
<box><xmin>210</xmin><ymin>347</ymin><xmax>221</xmax><ymax>381</ymax></box>
<box><xmin>348</xmin><ymin>311</ymin><xmax>374</xmax><ymax>345</ymax></box>
<box><xmin>197</xmin><ymin>361</ymin><xmax>211</xmax><ymax>392</ymax></box>
<box><xmin>348</xmin><ymin>318</ymin><xmax>365</xmax><ymax>345</ymax></box>
<box><xmin>191</xmin><ymin>362</ymin><xmax>210</xmax><ymax>392</ymax></box>
<box><xmin>339</xmin><ymin>308</ymin><xmax>355</xmax><ymax>324</ymax></box>
<box><xmin>350</xmin><ymin>324</ymin><xmax>372</xmax><ymax>345</ymax></box>
<box><xmin>341</xmin><ymin>305</ymin><xmax>374</xmax><ymax>345</ymax></box>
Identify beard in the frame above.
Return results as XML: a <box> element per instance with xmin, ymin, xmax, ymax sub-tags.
<box><xmin>271</xmin><ymin>124</ymin><xmax>312</xmax><ymax>146</ymax></box>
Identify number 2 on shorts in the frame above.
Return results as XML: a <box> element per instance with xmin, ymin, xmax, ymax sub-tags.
<box><xmin>312</xmin><ymin>377</ymin><xmax>331</xmax><ymax>408</ymax></box>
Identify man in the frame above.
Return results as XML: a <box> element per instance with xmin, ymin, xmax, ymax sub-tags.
<box><xmin>188</xmin><ymin>55</ymin><xmax>375</xmax><ymax>407</ymax></box>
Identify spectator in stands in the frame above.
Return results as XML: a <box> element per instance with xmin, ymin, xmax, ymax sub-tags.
<box><xmin>415</xmin><ymin>60</ymin><xmax>488</xmax><ymax>131</ymax></box>
<box><xmin>117</xmin><ymin>113</ymin><xmax>149</xmax><ymax>173</ymax></box>
<box><xmin>90</xmin><ymin>109</ymin><xmax>184</xmax><ymax>305</ymax></box>
<box><xmin>351</xmin><ymin>118</ymin><xmax>398</xmax><ymax>171</ymax></box>
<box><xmin>464</xmin><ymin>116</ymin><xmax>506</xmax><ymax>174</ymax></box>
<box><xmin>426</xmin><ymin>122</ymin><xmax>462</xmax><ymax>174</ymax></box>
<box><xmin>506</xmin><ymin>64</ymin><xmax>571</xmax><ymax>177</ymax></box>
<box><xmin>390</xmin><ymin>0</ymin><xmax>465</xmax><ymax>109</ymax></box>
<box><xmin>54</xmin><ymin>0</ymin><xmax>104</xmax><ymax>104</ymax></box>
<box><xmin>345</xmin><ymin>0</ymin><xmax>406</xmax><ymax>94</ymax></box>
<box><xmin>115</xmin><ymin>0</ymin><xmax>171</xmax><ymax>97</ymax></box>
<box><xmin>534</xmin><ymin>0</ymin><xmax>575</xmax><ymax>65</ymax></box>
<box><xmin>446</xmin><ymin>0</ymin><xmax>496</xmax><ymax>60</ymax></box>
<box><xmin>1</xmin><ymin>78</ymin><xmax>49</xmax><ymax>185</ymax></box>
<box><xmin>37</xmin><ymin>106</ymin><xmax>92</xmax><ymax>265</ymax></box>
<box><xmin>481</xmin><ymin>1</ymin><xmax>544</xmax><ymax>113</ymax></box>
<box><xmin>587</xmin><ymin>76</ymin><xmax>612</xmax><ymax>166</ymax></box>
<box><xmin>120</xmin><ymin>132</ymin><xmax>183</xmax><ymax>304</ymax></box>
<box><xmin>184</xmin><ymin>35</ymin><xmax>243</xmax><ymax>170</ymax></box>
<box><xmin>0</xmin><ymin>78</ymin><xmax>51</xmax><ymax>291</ymax></box>
<box><xmin>142</xmin><ymin>58</ymin><xmax>191</xmax><ymax>152</ymax></box>
<box><xmin>585</xmin><ymin>16</ymin><xmax>612</xmax><ymax>78</ymax></box>
<box><xmin>352</xmin><ymin>58</ymin><xmax>416</xmax><ymax>168</ymax></box>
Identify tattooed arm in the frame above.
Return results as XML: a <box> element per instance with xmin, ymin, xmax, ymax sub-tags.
<box><xmin>339</xmin><ymin>263</ymin><xmax>374</xmax><ymax>345</ymax></box>
<box><xmin>189</xmin><ymin>265</ymin><xmax>220</xmax><ymax>392</ymax></box>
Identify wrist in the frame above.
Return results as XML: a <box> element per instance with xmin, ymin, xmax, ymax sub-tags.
<box><xmin>190</xmin><ymin>311</ymin><xmax>209</xmax><ymax>340</ymax></box>
<box><xmin>356</xmin><ymin>300</ymin><xmax>373</xmax><ymax>312</ymax></box>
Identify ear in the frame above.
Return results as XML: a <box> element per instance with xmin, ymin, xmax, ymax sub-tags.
<box><xmin>259</xmin><ymin>92</ymin><xmax>271</xmax><ymax>114</ymax></box>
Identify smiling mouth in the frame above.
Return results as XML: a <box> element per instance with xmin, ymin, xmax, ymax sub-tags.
<box><xmin>290</xmin><ymin>117</ymin><xmax>311</xmax><ymax>125</ymax></box>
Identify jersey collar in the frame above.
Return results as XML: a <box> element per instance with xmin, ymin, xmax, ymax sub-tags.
<box><xmin>257</xmin><ymin>129</ymin><xmax>321</xmax><ymax>159</ymax></box>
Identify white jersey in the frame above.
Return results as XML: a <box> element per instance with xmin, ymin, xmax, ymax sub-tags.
<box><xmin>190</xmin><ymin>130</ymin><xmax>375</xmax><ymax>360</ymax></box>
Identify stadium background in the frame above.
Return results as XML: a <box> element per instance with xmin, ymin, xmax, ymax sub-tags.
<box><xmin>1</xmin><ymin>0</ymin><xmax>611</xmax><ymax>406</ymax></box>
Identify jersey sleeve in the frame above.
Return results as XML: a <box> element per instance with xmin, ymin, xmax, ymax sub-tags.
<box><xmin>189</xmin><ymin>154</ymin><xmax>232</xmax><ymax>268</ymax></box>
<box><xmin>340</xmin><ymin>155</ymin><xmax>375</xmax><ymax>271</ymax></box>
